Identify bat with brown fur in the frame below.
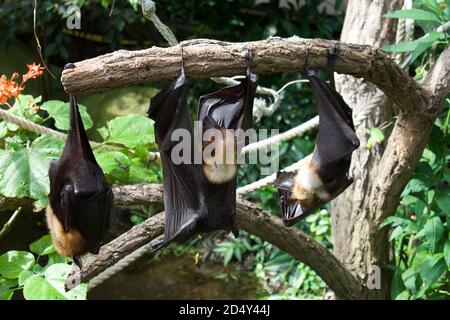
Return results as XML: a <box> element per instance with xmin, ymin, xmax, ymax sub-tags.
<box><xmin>274</xmin><ymin>44</ymin><xmax>360</xmax><ymax>226</ymax></box>
<box><xmin>47</xmin><ymin>64</ymin><xmax>113</xmax><ymax>268</ymax></box>
<box><xmin>147</xmin><ymin>49</ymin><xmax>258</xmax><ymax>251</ymax></box>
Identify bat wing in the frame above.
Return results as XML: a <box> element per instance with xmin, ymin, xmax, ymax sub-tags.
<box><xmin>306</xmin><ymin>69</ymin><xmax>359</xmax><ymax>183</ymax></box>
<box><xmin>48</xmin><ymin>95</ymin><xmax>113</xmax><ymax>255</ymax></box>
<box><xmin>198</xmin><ymin>85</ymin><xmax>245</xmax><ymax>130</ymax></box>
<box><xmin>147</xmin><ymin>73</ymin><xmax>202</xmax><ymax>248</ymax></box>
<box><xmin>61</xmin><ymin>95</ymin><xmax>98</xmax><ymax>164</ymax></box>
<box><xmin>273</xmin><ymin>171</ymin><xmax>308</xmax><ymax>226</ymax></box>
<box><xmin>60</xmin><ymin>173</ymin><xmax>112</xmax><ymax>254</ymax></box>
<box><xmin>198</xmin><ymin>69</ymin><xmax>258</xmax><ymax>131</ymax></box>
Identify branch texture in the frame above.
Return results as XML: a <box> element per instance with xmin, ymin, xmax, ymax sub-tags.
<box><xmin>61</xmin><ymin>36</ymin><xmax>430</xmax><ymax>114</ymax></box>
<box><xmin>60</xmin><ymin>184</ymin><xmax>371</xmax><ymax>299</ymax></box>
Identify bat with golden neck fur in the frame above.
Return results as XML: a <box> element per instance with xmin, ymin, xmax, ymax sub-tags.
<box><xmin>147</xmin><ymin>48</ymin><xmax>258</xmax><ymax>252</ymax></box>
<box><xmin>274</xmin><ymin>44</ymin><xmax>360</xmax><ymax>226</ymax></box>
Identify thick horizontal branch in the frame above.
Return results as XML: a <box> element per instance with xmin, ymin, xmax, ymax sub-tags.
<box><xmin>62</xmin><ymin>183</ymin><xmax>372</xmax><ymax>300</ymax></box>
<box><xmin>0</xmin><ymin>184</ymin><xmax>163</xmax><ymax>212</ymax></box>
<box><xmin>61</xmin><ymin>36</ymin><xmax>430</xmax><ymax>114</ymax></box>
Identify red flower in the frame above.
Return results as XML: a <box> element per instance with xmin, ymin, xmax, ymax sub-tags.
<box><xmin>410</xmin><ymin>213</ymin><xmax>417</xmax><ymax>220</ymax></box>
<box><xmin>0</xmin><ymin>75</ymin><xmax>23</xmax><ymax>104</ymax></box>
<box><xmin>22</xmin><ymin>63</ymin><xmax>45</xmax><ymax>83</ymax></box>
<box><xmin>0</xmin><ymin>63</ymin><xmax>45</xmax><ymax>106</ymax></box>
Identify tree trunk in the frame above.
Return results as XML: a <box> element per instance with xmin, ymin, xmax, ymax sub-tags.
<box><xmin>331</xmin><ymin>0</ymin><xmax>404</xmax><ymax>299</ymax></box>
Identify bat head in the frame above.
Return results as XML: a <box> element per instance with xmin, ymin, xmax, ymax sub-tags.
<box><xmin>202</xmin><ymin>117</ymin><xmax>238</xmax><ymax>184</ymax></box>
<box><xmin>274</xmin><ymin>157</ymin><xmax>331</xmax><ymax>226</ymax></box>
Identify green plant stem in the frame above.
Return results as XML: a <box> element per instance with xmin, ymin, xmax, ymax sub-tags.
<box><xmin>0</xmin><ymin>207</ymin><xmax>23</xmax><ymax>240</ymax></box>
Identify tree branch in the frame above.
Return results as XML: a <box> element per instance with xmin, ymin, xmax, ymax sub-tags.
<box><xmin>61</xmin><ymin>36</ymin><xmax>430</xmax><ymax>114</ymax></box>
<box><xmin>57</xmin><ymin>183</ymin><xmax>370</xmax><ymax>299</ymax></box>
<box><xmin>422</xmin><ymin>47</ymin><xmax>450</xmax><ymax>111</ymax></box>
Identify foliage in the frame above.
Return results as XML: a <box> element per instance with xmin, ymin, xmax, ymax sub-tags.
<box><xmin>0</xmin><ymin>65</ymin><xmax>159</xmax><ymax>299</ymax></box>
<box><xmin>382</xmin><ymin>0</ymin><xmax>450</xmax><ymax>74</ymax></box>
<box><xmin>381</xmin><ymin>105</ymin><xmax>450</xmax><ymax>300</ymax></box>
<box><xmin>0</xmin><ymin>65</ymin><xmax>160</xmax><ymax>210</ymax></box>
<box><xmin>212</xmin><ymin>209</ymin><xmax>332</xmax><ymax>299</ymax></box>
<box><xmin>0</xmin><ymin>235</ymin><xmax>87</xmax><ymax>300</ymax></box>
<box><xmin>378</xmin><ymin>0</ymin><xmax>450</xmax><ymax>300</ymax></box>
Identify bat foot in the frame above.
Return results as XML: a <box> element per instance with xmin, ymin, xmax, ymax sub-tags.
<box><xmin>73</xmin><ymin>255</ymin><xmax>83</xmax><ymax>269</ymax></box>
<box><xmin>328</xmin><ymin>42</ymin><xmax>341</xmax><ymax>58</ymax></box>
<box><xmin>151</xmin><ymin>240</ymin><xmax>166</xmax><ymax>254</ymax></box>
<box><xmin>63</xmin><ymin>63</ymin><xmax>76</xmax><ymax>70</ymax></box>
<box><xmin>282</xmin><ymin>219</ymin><xmax>296</xmax><ymax>228</ymax></box>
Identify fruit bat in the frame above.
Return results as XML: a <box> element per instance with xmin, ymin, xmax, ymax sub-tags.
<box><xmin>147</xmin><ymin>50</ymin><xmax>258</xmax><ymax>252</ymax></box>
<box><xmin>47</xmin><ymin>65</ymin><xmax>113</xmax><ymax>268</ymax></box>
<box><xmin>274</xmin><ymin>44</ymin><xmax>360</xmax><ymax>226</ymax></box>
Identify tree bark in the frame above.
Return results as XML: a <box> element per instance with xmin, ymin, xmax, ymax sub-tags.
<box><xmin>60</xmin><ymin>37</ymin><xmax>430</xmax><ymax>115</ymax></box>
<box><xmin>63</xmin><ymin>185</ymin><xmax>371</xmax><ymax>299</ymax></box>
<box><xmin>332</xmin><ymin>0</ymin><xmax>418</xmax><ymax>299</ymax></box>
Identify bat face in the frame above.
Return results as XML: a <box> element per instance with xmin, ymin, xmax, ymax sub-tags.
<box><xmin>47</xmin><ymin>93</ymin><xmax>113</xmax><ymax>267</ymax></box>
<box><xmin>148</xmin><ymin>52</ymin><xmax>258</xmax><ymax>252</ymax></box>
<box><xmin>274</xmin><ymin>51</ymin><xmax>359</xmax><ymax>226</ymax></box>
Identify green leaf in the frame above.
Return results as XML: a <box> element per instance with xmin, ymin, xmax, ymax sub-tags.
<box><xmin>423</xmin><ymin>217</ymin><xmax>445</xmax><ymax>253</ymax></box>
<box><xmin>0</xmin><ymin>284</ymin><xmax>13</xmax><ymax>300</ymax></box>
<box><xmin>94</xmin><ymin>150</ymin><xmax>130</xmax><ymax>183</ymax></box>
<box><xmin>223</xmin><ymin>249</ymin><xmax>233</xmax><ymax>265</ymax></box>
<box><xmin>384</xmin><ymin>9</ymin><xmax>441</xmax><ymax>22</ymax></box>
<box><xmin>444</xmin><ymin>240</ymin><xmax>450</xmax><ymax>267</ymax></box>
<box><xmin>12</xmin><ymin>95</ymin><xmax>42</xmax><ymax>116</ymax></box>
<box><xmin>29</xmin><ymin>235</ymin><xmax>55</xmax><ymax>256</ymax></box>
<box><xmin>382</xmin><ymin>31</ymin><xmax>442</xmax><ymax>54</ymax></box>
<box><xmin>0</xmin><ymin>135</ymin><xmax>63</xmax><ymax>200</ymax></box>
<box><xmin>390</xmin><ymin>226</ymin><xmax>404</xmax><ymax>241</ymax></box>
<box><xmin>44</xmin><ymin>263</ymin><xmax>87</xmax><ymax>300</ymax></box>
<box><xmin>394</xmin><ymin>290</ymin><xmax>410</xmax><ymax>300</ymax></box>
<box><xmin>40</xmin><ymin>100</ymin><xmax>93</xmax><ymax>131</ymax></box>
<box><xmin>365</xmin><ymin>127</ymin><xmax>385</xmax><ymax>149</ymax></box>
<box><xmin>128</xmin><ymin>163</ymin><xmax>159</xmax><ymax>183</ymax></box>
<box><xmin>379</xmin><ymin>216</ymin><xmax>413</xmax><ymax>229</ymax></box>
<box><xmin>401</xmin><ymin>268</ymin><xmax>419</xmax><ymax>293</ymax></box>
<box><xmin>18</xmin><ymin>270</ymin><xmax>34</xmax><ymax>286</ymax></box>
<box><xmin>0</xmin><ymin>121</ymin><xmax>8</xmax><ymax>139</ymax></box>
<box><xmin>419</xmin><ymin>256</ymin><xmax>447</xmax><ymax>285</ymax></box>
<box><xmin>0</xmin><ymin>251</ymin><xmax>35</xmax><ymax>279</ymax></box>
<box><xmin>391</xmin><ymin>269</ymin><xmax>406</xmax><ymax>299</ymax></box>
<box><xmin>47</xmin><ymin>252</ymin><xmax>68</xmax><ymax>265</ymax></box>
<box><xmin>436</xmin><ymin>193</ymin><xmax>450</xmax><ymax>213</ymax></box>
<box><xmin>99</xmin><ymin>115</ymin><xmax>154</xmax><ymax>148</ymax></box>
<box><xmin>31</xmin><ymin>134</ymin><xmax>65</xmax><ymax>157</ymax></box>
<box><xmin>0</xmin><ymin>277</ymin><xmax>18</xmax><ymax>289</ymax></box>
<box><xmin>23</xmin><ymin>275</ymin><xmax>66</xmax><ymax>300</ymax></box>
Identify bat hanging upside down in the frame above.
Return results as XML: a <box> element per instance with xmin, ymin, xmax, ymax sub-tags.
<box><xmin>46</xmin><ymin>64</ymin><xmax>113</xmax><ymax>268</ymax></box>
<box><xmin>147</xmin><ymin>47</ymin><xmax>258</xmax><ymax>252</ymax></box>
<box><xmin>274</xmin><ymin>43</ymin><xmax>360</xmax><ymax>226</ymax></box>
